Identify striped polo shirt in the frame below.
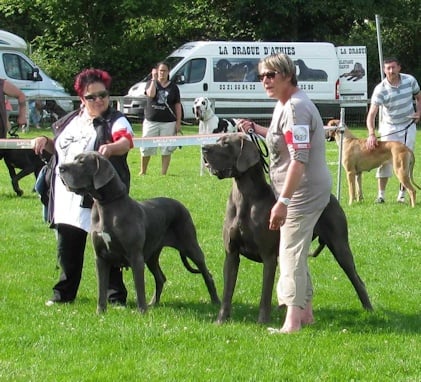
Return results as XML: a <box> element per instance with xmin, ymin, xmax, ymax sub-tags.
<box><xmin>371</xmin><ymin>73</ymin><xmax>420</xmax><ymax>131</ymax></box>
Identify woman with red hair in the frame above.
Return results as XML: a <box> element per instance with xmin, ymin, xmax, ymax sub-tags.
<box><xmin>33</xmin><ymin>68</ymin><xmax>134</xmax><ymax>307</ymax></box>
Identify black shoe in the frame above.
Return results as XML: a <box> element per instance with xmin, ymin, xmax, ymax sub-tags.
<box><xmin>375</xmin><ymin>197</ymin><xmax>385</xmax><ymax>204</ymax></box>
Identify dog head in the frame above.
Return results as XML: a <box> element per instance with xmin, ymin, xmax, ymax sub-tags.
<box><xmin>59</xmin><ymin>151</ymin><xmax>116</xmax><ymax>196</ymax></box>
<box><xmin>202</xmin><ymin>133</ymin><xmax>260</xmax><ymax>179</ymax></box>
<box><xmin>193</xmin><ymin>97</ymin><xmax>214</xmax><ymax>121</ymax></box>
<box><xmin>325</xmin><ymin>119</ymin><xmax>353</xmax><ymax>143</ymax></box>
<box><xmin>325</xmin><ymin>119</ymin><xmax>340</xmax><ymax>141</ymax></box>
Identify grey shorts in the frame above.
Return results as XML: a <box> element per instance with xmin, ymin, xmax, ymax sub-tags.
<box><xmin>140</xmin><ymin>119</ymin><xmax>177</xmax><ymax>156</ymax></box>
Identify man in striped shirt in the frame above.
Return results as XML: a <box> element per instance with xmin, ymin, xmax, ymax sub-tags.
<box><xmin>366</xmin><ymin>57</ymin><xmax>421</xmax><ymax>204</ymax></box>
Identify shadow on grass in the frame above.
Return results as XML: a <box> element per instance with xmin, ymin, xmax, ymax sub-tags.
<box><xmin>72</xmin><ymin>296</ymin><xmax>419</xmax><ymax>334</ymax></box>
<box><xmin>313</xmin><ymin>306</ymin><xmax>421</xmax><ymax>334</ymax></box>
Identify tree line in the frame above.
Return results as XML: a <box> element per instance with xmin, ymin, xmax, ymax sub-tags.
<box><xmin>0</xmin><ymin>0</ymin><xmax>419</xmax><ymax>96</ymax></box>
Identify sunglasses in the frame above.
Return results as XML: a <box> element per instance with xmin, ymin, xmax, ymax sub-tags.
<box><xmin>257</xmin><ymin>71</ymin><xmax>279</xmax><ymax>81</ymax></box>
<box><xmin>84</xmin><ymin>90</ymin><xmax>109</xmax><ymax>102</ymax></box>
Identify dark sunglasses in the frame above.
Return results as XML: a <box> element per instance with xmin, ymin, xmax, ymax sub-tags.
<box><xmin>257</xmin><ymin>71</ymin><xmax>279</xmax><ymax>81</ymax></box>
<box><xmin>84</xmin><ymin>90</ymin><xmax>109</xmax><ymax>102</ymax></box>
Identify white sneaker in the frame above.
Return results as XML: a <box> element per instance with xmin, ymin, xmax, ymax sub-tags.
<box><xmin>397</xmin><ymin>196</ymin><xmax>405</xmax><ymax>203</ymax></box>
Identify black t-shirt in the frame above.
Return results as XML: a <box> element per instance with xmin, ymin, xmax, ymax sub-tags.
<box><xmin>144</xmin><ymin>80</ymin><xmax>180</xmax><ymax>122</ymax></box>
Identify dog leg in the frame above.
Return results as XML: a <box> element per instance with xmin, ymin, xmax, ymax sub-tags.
<box><xmin>146</xmin><ymin>253</ymin><xmax>167</xmax><ymax>306</ymax></box>
<box><xmin>258</xmin><ymin>257</ymin><xmax>278</xmax><ymax>323</ymax></box>
<box><xmin>346</xmin><ymin>170</ymin><xmax>357</xmax><ymax>205</ymax></box>
<box><xmin>8</xmin><ymin>168</ymin><xmax>28</xmax><ymax>196</ymax></box>
<box><xmin>216</xmin><ymin>253</ymin><xmax>240</xmax><ymax>324</ymax></box>
<box><xmin>179</xmin><ymin>245</ymin><xmax>220</xmax><ymax>305</ymax></box>
<box><xmin>356</xmin><ymin>172</ymin><xmax>364</xmax><ymax>201</ymax></box>
<box><xmin>327</xmin><ymin>242</ymin><xmax>373</xmax><ymax>310</ymax></box>
<box><xmin>131</xmin><ymin>254</ymin><xmax>148</xmax><ymax>313</ymax></box>
<box><xmin>96</xmin><ymin>256</ymin><xmax>111</xmax><ymax>314</ymax></box>
<box><xmin>316</xmin><ymin>197</ymin><xmax>373</xmax><ymax>310</ymax></box>
<box><xmin>395</xmin><ymin>156</ymin><xmax>417</xmax><ymax>207</ymax></box>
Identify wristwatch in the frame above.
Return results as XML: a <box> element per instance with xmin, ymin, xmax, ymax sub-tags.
<box><xmin>278</xmin><ymin>196</ymin><xmax>291</xmax><ymax>206</ymax></box>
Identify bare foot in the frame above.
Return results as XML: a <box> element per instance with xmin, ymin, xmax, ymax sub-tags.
<box><xmin>280</xmin><ymin>323</ymin><xmax>302</xmax><ymax>333</ymax></box>
<box><xmin>301</xmin><ymin>301</ymin><xmax>315</xmax><ymax>326</ymax></box>
<box><xmin>267</xmin><ymin>326</ymin><xmax>301</xmax><ymax>334</ymax></box>
<box><xmin>301</xmin><ymin>316</ymin><xmax>315</xmax><ymax>326</ymax></box>
<box><xmin>280</xmin><ymin>306</ymin><xmax>302</xmax><ymax>333</ymax></box>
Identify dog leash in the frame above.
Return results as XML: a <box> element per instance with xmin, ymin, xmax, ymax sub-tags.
<box><xmin>247</xmin><ymin>129</ymin><xmax>269</xmax><ymax>174</ymax></box>
<box><xmin>375</xmin><ymin>119</ymin><xmax>415</xmax><ymax>140</ymax></box>
<box><xmin>164</xmin><ymin>100</ymin><xmax>193</xmax><ymax>126</ymax></box>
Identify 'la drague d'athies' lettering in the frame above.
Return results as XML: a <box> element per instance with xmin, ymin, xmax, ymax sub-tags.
<box><xmin>219</xmin><ymin>46</ymin><xmax>261</xmax><ymax>55</ymax></box>
<box><xmin>218</xmin><ymin>45</ymin><xmax>296</xmax><ymax>56</ymax></box>
<box><xmin>264</xmin><ymin>46</ymin><xmax>296</xmax><ymax>55</ymax></box>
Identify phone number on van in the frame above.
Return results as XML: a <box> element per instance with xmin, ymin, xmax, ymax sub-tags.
<box><xmin>219</xmin><ymin>84</ymin><xmax>257</xmax><ymax>91</ymax></box>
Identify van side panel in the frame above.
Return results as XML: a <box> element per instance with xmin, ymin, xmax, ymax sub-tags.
<box><xmin>169</xmin><ymin>42</ymin><xmax>340</xmax><ymax>120</ymax></box>
<box><xmin>124</xmin><ymin>41</ymin><xmax>367</xmax><ymax>121</ymax></box>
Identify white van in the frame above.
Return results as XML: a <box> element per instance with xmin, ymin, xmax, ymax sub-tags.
<box><xmin>0</xmin><ymin>30</ymin><xmax>73</xmax><ymax>116</ymax></box>
<box><xmin>124</xmin><ymin>41</ymin><xmax>367</xmax><ymax>121</ymax></box>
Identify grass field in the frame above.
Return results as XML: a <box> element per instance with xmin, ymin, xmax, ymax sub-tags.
<box><xmin>0</xmin><ymin>124</ymin><xmax>420</xmax><ymax>381</ymax></box>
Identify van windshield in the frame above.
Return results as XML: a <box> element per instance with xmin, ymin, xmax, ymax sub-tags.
<box><xmin>166</xmin><ymin>56</ymin><xmax>183</xmax><ymax>69</ymax></box>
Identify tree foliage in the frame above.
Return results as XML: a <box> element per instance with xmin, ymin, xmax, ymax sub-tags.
<box><xmin>0</xmin><ymin>0</ymin><xmax>419</xmax><ymax>95</ymax></box>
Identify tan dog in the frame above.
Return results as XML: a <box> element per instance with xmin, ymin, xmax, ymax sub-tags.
<box><xmin>328</xmin><ymin>119</ymin><xmax>421</xmax><ymax>207</ymax></box>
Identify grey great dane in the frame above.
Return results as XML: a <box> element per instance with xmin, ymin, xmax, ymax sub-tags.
<box><xmin>202</xmin><ymin>134</ymin><xmax>372</xmax><ymax>324</ymax></box>
<box><xmin>58</xmin><ymin>151</ymin><xmax>220</xmax><ymax>313</ymax></box>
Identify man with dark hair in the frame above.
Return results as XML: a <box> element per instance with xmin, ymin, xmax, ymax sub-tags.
<box><xmin>366</xmin><ymin>57</ymin><xmax>421</xmax><ymax>204</ymax></box>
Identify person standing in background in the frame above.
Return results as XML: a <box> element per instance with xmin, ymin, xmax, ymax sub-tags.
<box><xmin>0</xmin><ymin>78</ymin><xmax>27</xmax><ymax>137</ymax></box>
<box><xmin>139</xmin><ymin>62</ymin><xmax>182</xmax><ymax>175</ymax></box>
<box><xmin>366</xmin><ymin>57</ymin><xmax>420</xmax><ymax>204</ymax></box>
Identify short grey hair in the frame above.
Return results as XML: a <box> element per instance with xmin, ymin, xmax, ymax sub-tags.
<box><xmin>259</xmin><ymin>53</ymin><xmax>298</xmax><ymax>86</ymax></box>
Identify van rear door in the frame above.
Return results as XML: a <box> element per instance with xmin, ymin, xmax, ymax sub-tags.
<box><xmin>337</xmin><ymin>46</ymin><xmax>368</xmax><ymax>107</ymax></box>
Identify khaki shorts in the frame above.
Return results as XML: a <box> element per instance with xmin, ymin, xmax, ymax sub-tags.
<box><xmin>276</xmin><ymin>208</ymin><xmax>324</xmax><ymax>308</ymax></box>
<box><xmin>140</xmin><ymin>119</ymin><xmax>177</xmax><ymax>156</ymax></box>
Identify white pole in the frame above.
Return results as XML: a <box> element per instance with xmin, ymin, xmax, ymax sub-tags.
<box><xmin>336</xmin><ymin>107</ymin><xmax>346</xmax><ymax>202</ymax></box>
<box><xmin>375</xmin><ymin>14</ymin><xmax>384</xmax><ymax>127</ymax></box>
<box><xmin>375</xmin><ymin>14</ymin><xmax>384</xmax><ymax>81</ymax></box>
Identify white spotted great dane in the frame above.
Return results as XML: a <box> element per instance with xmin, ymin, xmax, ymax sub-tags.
<box><xmin>193</xmin><ymin>96</ymin><xmax>237</xmax><ymax>175</ymax></box>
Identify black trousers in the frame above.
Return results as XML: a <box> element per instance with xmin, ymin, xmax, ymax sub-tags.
<box><xmin>52</xmin><ymin>224</ymin><xmax>127</xmax><ymax>303</ymax></box>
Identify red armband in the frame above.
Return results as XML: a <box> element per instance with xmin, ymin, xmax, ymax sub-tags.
<box><xmin>284</xmin><ymin>125</ymin><xmax>311</xmax><ymax>149</ymax></box>
<box><xmin>112</xmin><ymin>130</ymin><xmax>134</xmax><ymax>148</ymax></box>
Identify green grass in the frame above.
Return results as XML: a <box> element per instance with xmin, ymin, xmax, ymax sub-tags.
<box><xmin>0</xmin><ymin>125</ymin><xmax>420</xmax><ymax>381</ymax></box>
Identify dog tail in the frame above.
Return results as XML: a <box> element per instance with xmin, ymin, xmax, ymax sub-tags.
<box><xmin>409</xmin><ymin>151</ymin><xmax>421</xmax><ymax>190</ymax></box>
<box><xmin>180</xmin><ymin>254</ymin><xmax>201</xmax><ymax>274</ymax></box>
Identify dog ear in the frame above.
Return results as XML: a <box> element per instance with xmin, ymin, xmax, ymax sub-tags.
<box><xmin>236</xmin><ymin>137</ymin><xmax>261</xmax><ymax>173</ymax></box>
<box><xmin>93</xmin><ymin>154</ymin><xmax>116</xmax><ymax>190</ymax></box>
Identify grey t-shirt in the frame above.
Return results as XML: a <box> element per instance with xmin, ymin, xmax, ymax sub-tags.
<box><xmin>266</xmin><ymin>89</ymin><xmax>332</xmax><ymax>214</ymax></box>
